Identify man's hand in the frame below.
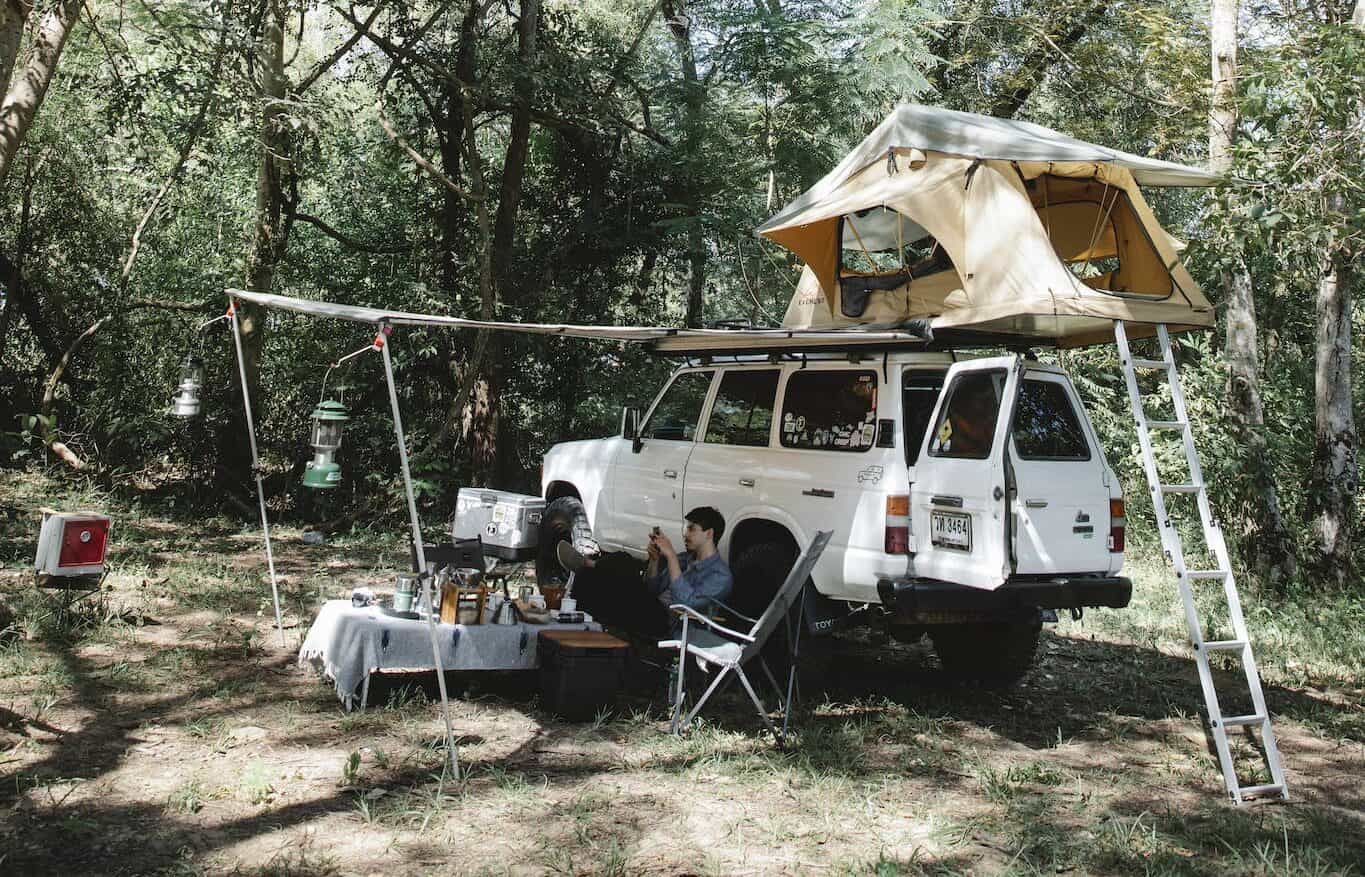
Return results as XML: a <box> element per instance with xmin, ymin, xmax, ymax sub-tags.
<box><xmin>651</xmin><ymin>531</ymin><xmax>678</xmax><ymax>560</ymax></box>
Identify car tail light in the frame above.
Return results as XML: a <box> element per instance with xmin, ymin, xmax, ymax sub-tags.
<box><xmin>885</xmin><ymin>494</ymin><xmax>910</xmax><ymax>554</ymax></box>
<box><xmin>1108</xmin><ymin>497</ymin><xmax>1125</xmax><ymax>553</ymax></box>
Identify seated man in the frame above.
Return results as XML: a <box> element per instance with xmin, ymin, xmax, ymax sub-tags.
<box><xmin>557</xmin><ymin>506</ymin><xmax>733</xmax><ymax>641</ymax></box>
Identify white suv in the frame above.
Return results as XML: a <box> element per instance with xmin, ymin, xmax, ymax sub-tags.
<box><xmin>539</xmin><ymin>351</ymin><xmax>1130</xmax><ymax>683</ymax></box>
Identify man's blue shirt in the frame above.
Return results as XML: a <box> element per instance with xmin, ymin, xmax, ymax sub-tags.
<box><xmin>646</xmin><ymin>551</ymin><xmax>733</xmax><ymax>614</ymax></box>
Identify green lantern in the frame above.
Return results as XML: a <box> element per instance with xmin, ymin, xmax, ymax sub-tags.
<box><xmin>303</xmin><ymin>399</ymin><xmax>350</xmax><ymax>489</ymax></box>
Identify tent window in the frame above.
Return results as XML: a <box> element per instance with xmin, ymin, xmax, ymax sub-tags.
<box><xmin>1026</xmin><ymin>175</ymin><xmax>1172</xmax><ymax>300</ymax></box>
<box><xmin>838</xmin><ymin>207</ymin><xmax>948</xmax><ymax>279</ymax></box>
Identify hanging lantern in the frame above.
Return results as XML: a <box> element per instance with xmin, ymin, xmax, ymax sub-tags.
<box><xmin>303</xmin><ymin>400</ymin><xmax>350</xmax><ymax>489</ymax></box>
<box><xmin>169</xmin><ymin>354</ymin><xmax>205</xmax><ymax>418</ymax></box>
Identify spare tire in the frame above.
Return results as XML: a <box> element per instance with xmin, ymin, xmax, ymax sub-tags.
<box><xmin>535</xmin><ymin>496</ymin><xmax>596</xmax><ymax>587</ymax></box>
<box><xmin>928</xmin><ymin>617</ymin><xmax>1041</xmax><ymax>688</ymax></box>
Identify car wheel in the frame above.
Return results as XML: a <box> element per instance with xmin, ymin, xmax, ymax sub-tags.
<box><xmin>929</xmin><ymin>617</ymin><xmax>1041</xmax><ymax>688</ymax></box>
<box><xmin>536</xmin><ymin>496</ymin><xmax>597</xmax><ymax>587</ymax></box>
<box><xmin>730</xmin><ymin>540</ymin><xmax>810</xmax><ymax>671</ymax></box>
<box><xmin>730</xmin><ymin>541</ymin><xmax>796</xmax><ymax>620</ymax></box>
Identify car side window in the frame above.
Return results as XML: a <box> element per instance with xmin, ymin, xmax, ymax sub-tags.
<box><xmin>779</xmin><ymin>370</ymin><xmax>878</xmax><ymax>451</ymax></box>
<box><xmin>928</xmin><ymin>370</ymin><xmax>1004</xmax><ymax>459</ymax></box>
<box><xmin>902</xmin><ymin>370</ymin><xmax>946</xmax><ymax>465</ymax></box>
<box><xmin>705</xmin><ymin>370</ymin><xmax>780</xmax><ymax>447</ymax></box>
<box><xmin>641</xmin><ymin>371</ymin><xmax>713</xmax><ymax>441</ymax></box>
<box><xmin>1012</xmin><ymin>378</ymin><xmax>1091</xmax><ymax>460</ymax></box>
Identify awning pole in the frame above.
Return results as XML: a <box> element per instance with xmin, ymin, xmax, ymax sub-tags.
<box><xmin>227</xmin><ymin>298</ymin><xmax>287</xmax><ymax>649</ymax></box>
<box><xmin>376</xmin><ymin>322</ymin><xmax>460</xmax><ymax>781</ymax></box>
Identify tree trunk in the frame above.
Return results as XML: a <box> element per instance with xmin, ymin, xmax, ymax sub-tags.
<box><xmin>0</xmin><ymin>0</ymin><xmax>31</xmax><ymax>99</ymax></box>
<box><xmin>471</xmin><ymin>0</ymin><xmax>541</xmax><ymax>488</ymax></box>
<box><xmin>1309</xmin><ymin>221</ymin><xmax>1356</xmax><ymax>587</ymax></box>
<box><xmin>223</xmin><ymin>0</ymin><xmax>291</xmax><ymax>487</ymax></box>
<box><xmin>1308</xmin><ymin>3</ymin><xmax>1363</xmax><ymax>585</ymax></box>
<box><xmin>490</xmin><ymin>0</ymin><xmax>539</xmax><ymax>287</ymax></box>
<box><xmin>0</xmin><ymin>0</ymin><xmax>81</xmax><ymax>192</ymax></box>
<box><xmin>663</xmin><ymin>0</ymin><xmax>707</xmax><ymax>328</ymax></box>
<box><xmin>1210</xmin><ymin>0</ymin><xmax>1295</xmax><ymax>584</ymax></box>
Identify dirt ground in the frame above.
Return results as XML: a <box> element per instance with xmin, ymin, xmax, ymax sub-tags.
<box><xmin>1</xmin><ymin>476</ymin><xmax>1363</xmax><ymax>876</ymax></box>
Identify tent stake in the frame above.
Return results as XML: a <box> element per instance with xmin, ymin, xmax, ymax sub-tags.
<box><xmin>227</xmin><ymin>300</ymin><xmax>287</xmax><ymax>649</ymax></box>
<box><xmin>377</xmin><ymin>322</ymin><xmax>460</xmax><ymax>782</ymax></box>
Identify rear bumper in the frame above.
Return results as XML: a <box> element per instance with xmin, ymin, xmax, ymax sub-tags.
<box><xmin>876</xmin><ymin>574</ymin><xmax>1132</xmax><ymax>614</ymax></box>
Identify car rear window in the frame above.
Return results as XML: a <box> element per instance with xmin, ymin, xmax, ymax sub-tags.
<box><xmin>927</xmin><ymin>370</ymin><xmax>1004</xmax><ymax>459</ymax></box>
<box><xmin>779</xmin><ymin>370</ymin><xmax>878</xmax><ymax>452</ymax></box>
<box><xmin>902</xmin><ymin>370</ymin><xmax>946</xmax><ymax>465</ymax></box>
<box><xmin>641</xmin><ymin>370</ymin><xmax>713</xmax><ymax>441</ymax></box>
<box><xmin>705</xmin><ymin>370</ymin><xmax>779</xmax><ymax>447</ymax></box>
<box><xmin>1012</xmin><ymin>378</ymin><xmax>1091</xmax><ymax>460</ymax></box>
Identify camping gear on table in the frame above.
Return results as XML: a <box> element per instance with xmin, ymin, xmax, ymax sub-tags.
<box><xmin>540</xmin><ymin>583</ymin><xmax>566</xmax><ymax>610</ymax></box>
<box><xmin>453</xmin><ymin>488</ymin><xmax>545</xmax><ymax>561</ymax></box>
<box><xmin>660</xmin><ymin>530</ymin><xmax>833</xmax><ymax>745</ymax></box>
<box><xmin>393</xmin><ymin>572</ymin><xmax>419</xmax><ymax>613</ymax></box>
<box><xmin>537</xmin><ymin>630</ymin><xmax>630</xmax><ymax>720</ymax></box>
<box><xmin>440</xmin><ymin>573</ymin><xmax>487</xmax><ymax>626</ymax></box>
<box><xmin>299</xmin><ymin>600</ymin><xmax>602</xmax><ymax>710</ymax></box>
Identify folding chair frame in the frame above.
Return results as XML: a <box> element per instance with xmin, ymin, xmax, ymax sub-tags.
<box><xmin>662</xmin><ymin>530</ymin><xmax>831</xmax><ymax>745</ymax></box>
<box><xmin>667</xmin><ymin>586</ymin><xmax>810</xmax><ymax>744</ymax></box>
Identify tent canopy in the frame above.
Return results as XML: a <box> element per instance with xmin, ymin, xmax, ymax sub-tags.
<box><xmin>759</xmin><ymin>104</ymin><xmax>1218</xmax><ymax>348</ymax></box>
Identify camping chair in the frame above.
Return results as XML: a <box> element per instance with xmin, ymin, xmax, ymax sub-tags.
<box><xmin>659</xmin><ymin>530</ymin><xmax>833</xmax><ymax>744</ymax></box>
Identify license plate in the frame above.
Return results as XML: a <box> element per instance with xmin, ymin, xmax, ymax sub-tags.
<box><xmin>931</xmin><ymin>511</ymin><xmax>972</xmax><ymax>552</ymax></box>
<box><xmin>492</xmin><ymin>505</ymin><xmax>509</xmax><ymax>523</ymax></box>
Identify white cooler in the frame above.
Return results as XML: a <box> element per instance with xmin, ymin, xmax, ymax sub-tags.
<box><xmin>453</xmin><ymin>488</ymin><xmax>544</xmax><ymax>561</ymax></box>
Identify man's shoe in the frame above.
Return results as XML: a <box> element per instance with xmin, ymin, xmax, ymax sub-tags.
<box><xmin>556</xmin><ymin>541</ymin><xmax>587</xmax><ymax>573</ymax></box>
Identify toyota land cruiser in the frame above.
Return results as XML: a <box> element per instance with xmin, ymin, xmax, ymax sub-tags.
<box><xmin>538</xmin><ymin>351</ymin><xmax>1131</xmax><ymax>684</ymax></box>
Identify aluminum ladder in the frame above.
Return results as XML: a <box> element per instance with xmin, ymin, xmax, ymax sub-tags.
<box><xmin>1113</xmin><ymin>321</ymin><xmax>1288</xmax><ymax>804</ymax></box>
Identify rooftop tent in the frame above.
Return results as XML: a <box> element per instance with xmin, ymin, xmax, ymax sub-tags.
<box><xmin>759</xmin><ymin>104</ymin><xmax>1218</xmax><ymax>348</ymax></box>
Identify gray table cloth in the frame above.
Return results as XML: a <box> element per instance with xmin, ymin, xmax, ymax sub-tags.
<box><xmin>298</xmin><ymin>600</ymin><xmax>600</xmax><ymax>708</ymax></box>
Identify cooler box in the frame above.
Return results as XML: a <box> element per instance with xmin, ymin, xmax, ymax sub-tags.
<box><xmin>537</xmin><ymin>630</ymin><xmax>629</xmax><ymax>720</ymax></box>
<box><xmin>452</xmin><ymin>488</ymin><xmax>544</xmax><ymax>561</ymax></box>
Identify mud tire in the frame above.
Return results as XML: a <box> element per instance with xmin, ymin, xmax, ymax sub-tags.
<box><xmin>928</xmin><ymin>617</ymin><xmax>1041</xmax><ymax>688</ymax></box>
<box><xmin>535</xmin><ymin>496</ymin><xmax>596</xmax><ymax>587</ymax></box>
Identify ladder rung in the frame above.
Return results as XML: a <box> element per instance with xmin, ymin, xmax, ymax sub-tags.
<box><xmin>1238</xmin><ymin>783</ymin><xmax>1286</xmax><ymax>799</ymax></box>
<box><xmin>1131</xmin><ymin>358</ymin><xmax>1168</xmax><ymax>369</ymax></box>
<box><xmin>1202</xmin><ymin>639</ymin><xmax>1247</xmax><ymax>652</ymax></box>
<box><xmin>1161</xmin><ymin>483</ymin><xmax>1202</xmax><ymax>494</ymax></box>
<box><xmin>1186</xmin><ymin>569</ymin><xmax>1229</xmax><ymax>580</ymax></box>
<box><xmin>1220</xmin><ymin>714</ymin><xmax>1267</xmax><ymax>728</ymax></box>
<box><xmin>1146</xmin><ymin>420</ymin><xmax>1187</xmax><ymax>430</ymax></box>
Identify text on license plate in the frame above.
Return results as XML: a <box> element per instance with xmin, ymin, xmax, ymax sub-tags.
<box><xmin>931</xmin><ymin>511</ymin><xmax>972</xmax><ymax>552</ymax></box>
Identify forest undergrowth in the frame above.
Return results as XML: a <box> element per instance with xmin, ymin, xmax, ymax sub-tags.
<box><xmin>1</xmin><ymin>469</ymin><xmax>1362</xmax><ymax>875</ymax></box>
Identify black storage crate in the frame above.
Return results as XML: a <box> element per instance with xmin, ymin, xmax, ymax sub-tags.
<box><xmin>538</xmin><ymin>630</ymin><xmax>629</xmax><ymax>720</ymax></box>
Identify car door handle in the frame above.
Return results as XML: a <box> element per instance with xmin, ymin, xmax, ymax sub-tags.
<box><xmin>738</xmin><ymin>478</ymin><xmax>755</xmax><ymax>487</ymax></box>
<box><xmin>1025</xmin><ymin>499</ymin><xmax>1048</xmax><ymax>508</ymax></box>
<box><xmin>802</xmin><ymin>488</ymin><xmax>834</xmax><ymax>498</ymax></box>
<box><xmin>931</xmin><ymin>495</ymin><xmax>963</xmax><ymax>508</ymax></box>
<box><xmin>663</xmin><ymin>469</ymin><xmax>678</xmax><ymax>479</ymax></box>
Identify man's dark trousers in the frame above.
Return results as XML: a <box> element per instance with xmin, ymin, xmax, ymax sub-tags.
<box><xmin>570</xmin><ymin>552</ymin><xmax>671</xmax><ymax>640</ymax></box>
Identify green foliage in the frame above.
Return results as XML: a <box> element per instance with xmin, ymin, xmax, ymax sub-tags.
<box><xmin>0</xmin><ymin>1</ymin><xmax>1358</xmax><ymax>581</ymax></box>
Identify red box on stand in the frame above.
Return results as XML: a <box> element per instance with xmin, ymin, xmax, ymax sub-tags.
<box><xmin>34</xmin><ymin>510</ymin><xmax>111</xmax><ymax>579</ymax></box>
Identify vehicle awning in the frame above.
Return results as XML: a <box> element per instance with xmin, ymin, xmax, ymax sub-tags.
<box><xmin>226</xmin><ymin>288</ymin><xmax>936</xmax><ymax>355</ymax></box>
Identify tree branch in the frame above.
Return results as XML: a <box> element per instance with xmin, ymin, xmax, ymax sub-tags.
<box><xmin>295</xmin><ymin>1</ymin><xmax>388</xmax><ymax>93</ymax></box>
<box><xmin>121</xmin><ymin>21</ymin><xmax>229</xmax><ymax>287</ymax></box>
<box><xmin>291</xmin><ymin>210</ymin><xmax>413</xmax><ymax>253</ymax></box>
<box><xmin>374</xmin><ymin>97</ymin><xmax>482</xmax><ymax>201</ymax></box>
